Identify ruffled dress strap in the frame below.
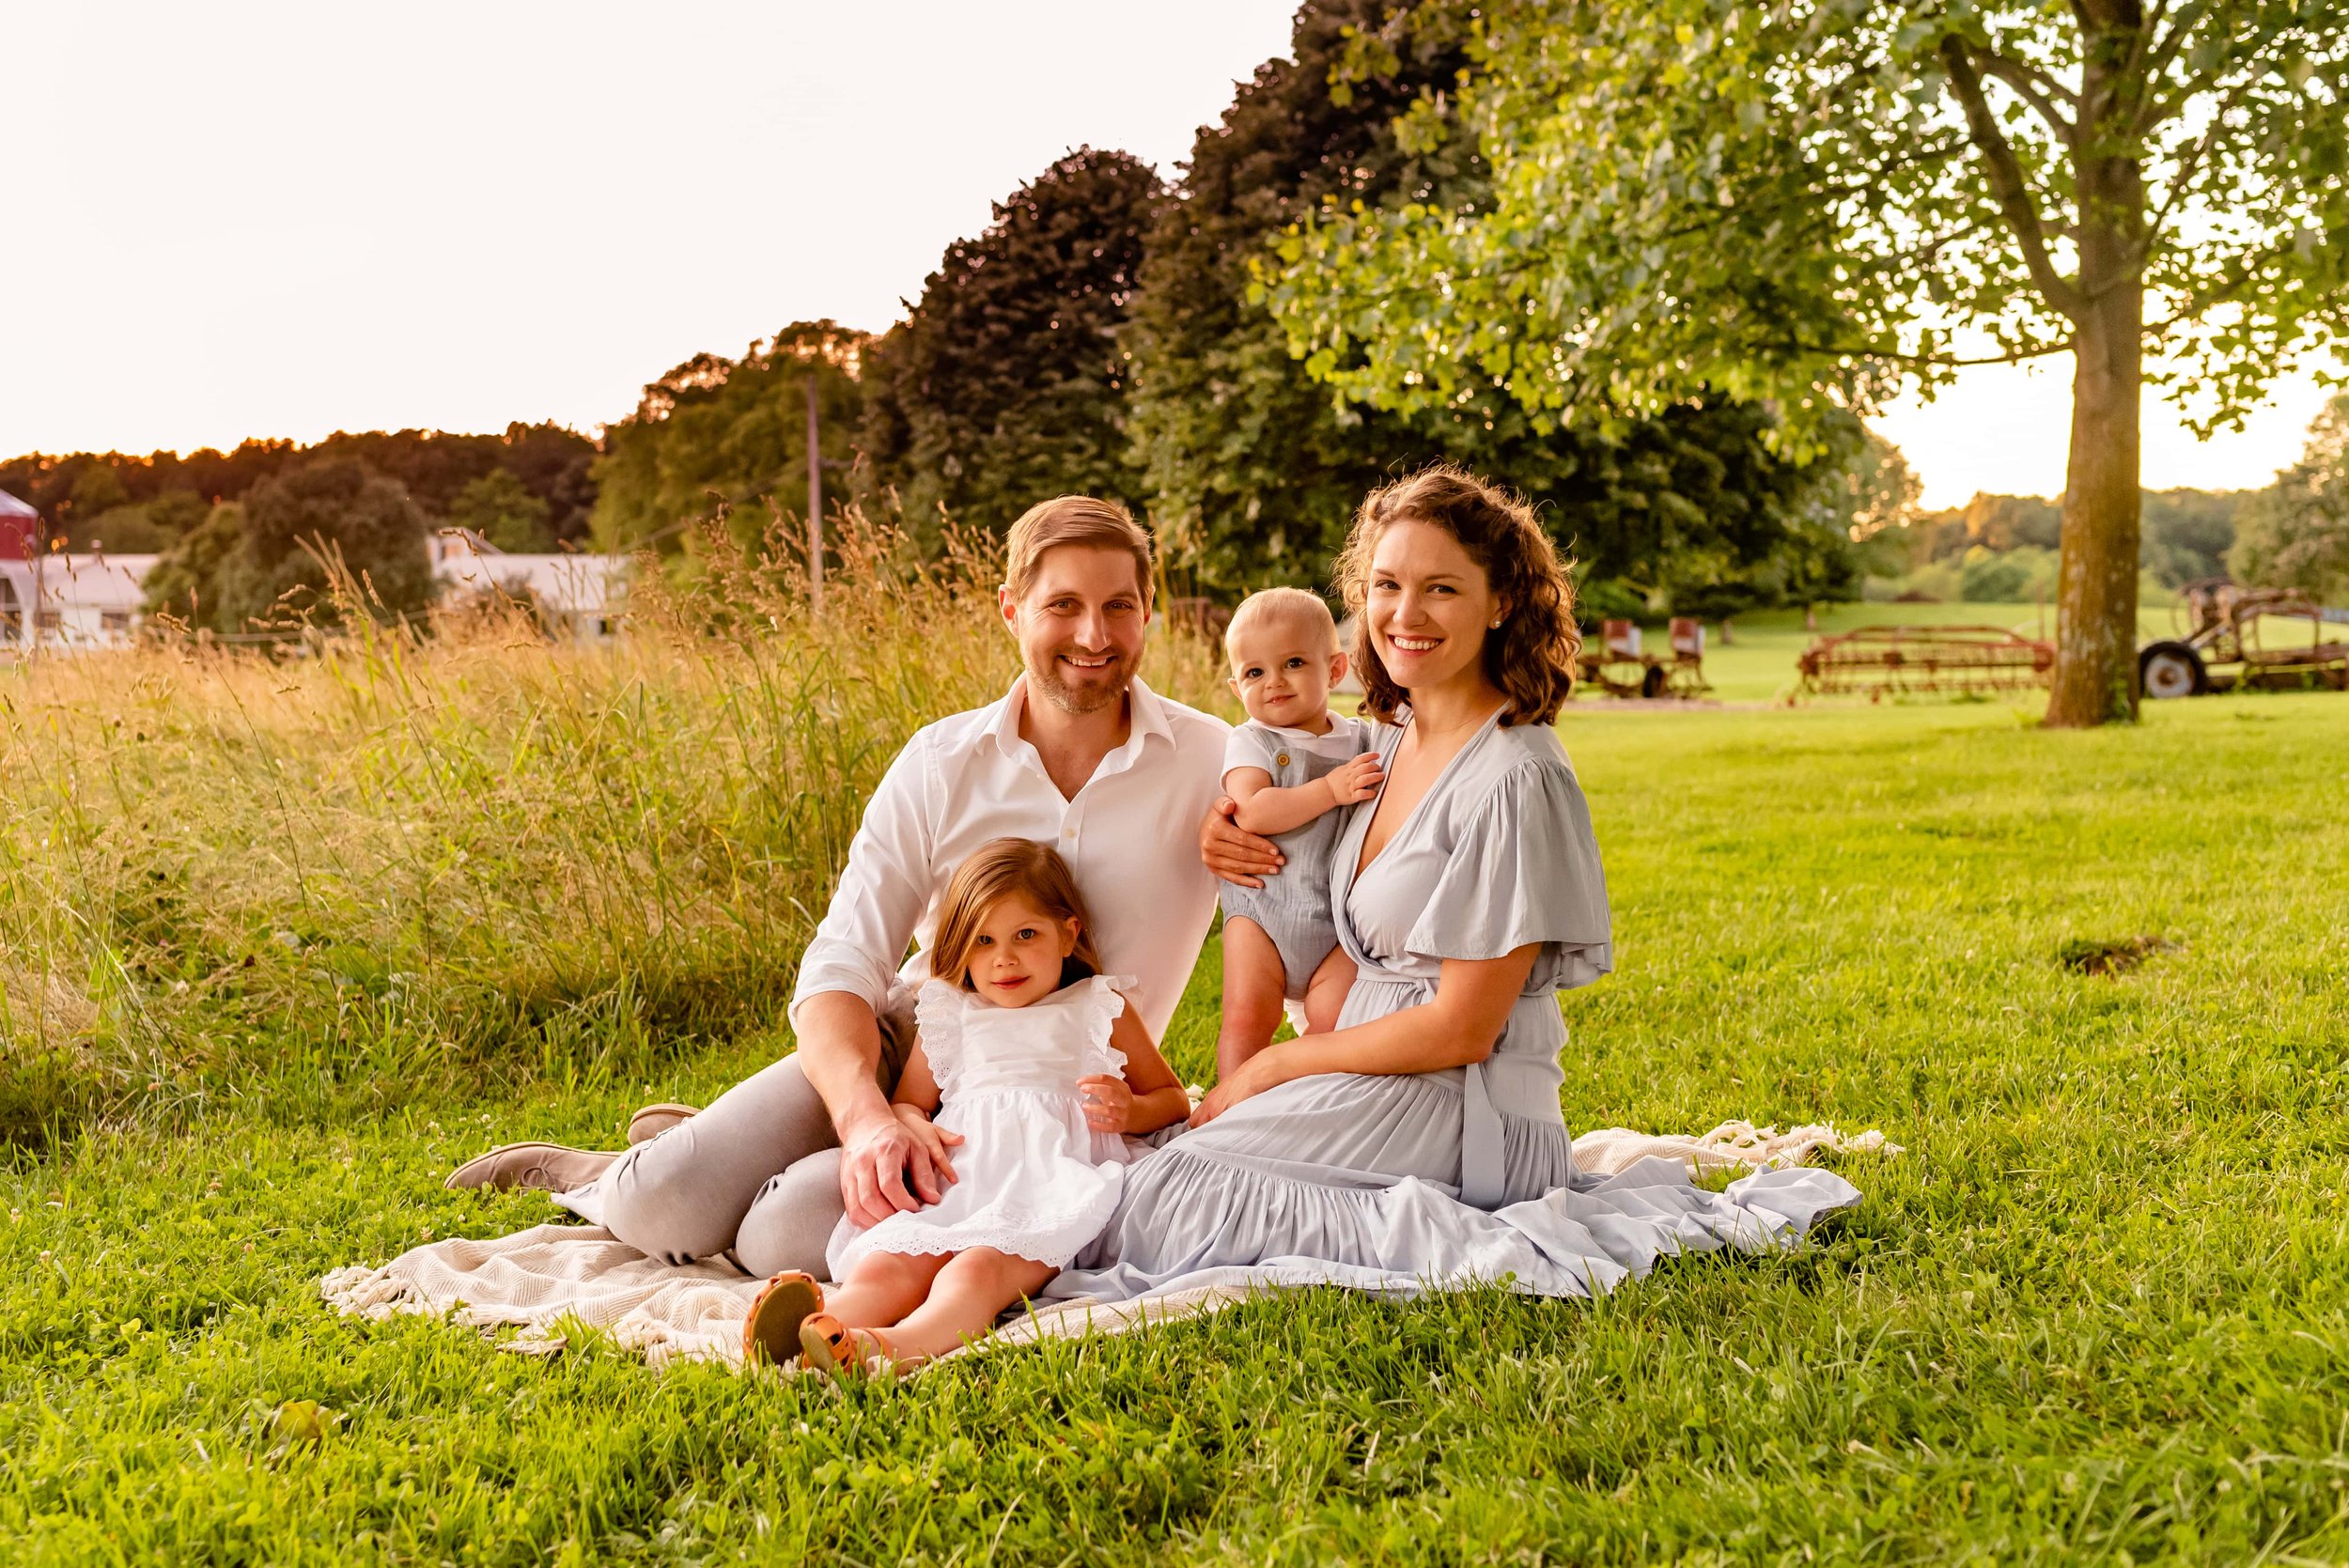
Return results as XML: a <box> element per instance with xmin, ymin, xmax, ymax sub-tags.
<box><xmin>1078</xmin><ymin>973</ymin><xmax>1137</xmax><ymax>1079</ymax></box>
<box><xmin>1403</xmin><ymin>755</ymin><xmax>1612</xmax><ymax>989</ymax></box>
<box><xmin>911</xmin><ymin>979</ymin><xmax>974</xmax><ymax>1097</ymax></box>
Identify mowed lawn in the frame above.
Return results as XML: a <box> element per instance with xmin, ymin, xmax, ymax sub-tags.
<box><xmin>5</xmin><ymin>692</ymin><xmax>2347</xmax><ymax>1564</ymax></box>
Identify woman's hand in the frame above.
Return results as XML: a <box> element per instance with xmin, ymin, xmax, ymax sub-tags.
<box><xmin>1076</xmin><ymin>1074</ymin><xmax>1133</xmax><ymax>1134</ymax></box>
<box><xmin>1200</xmin><ymin>797</ymin><xmax>1283</xmax><ymax>889</ymax></box>
<box><xmin>1188</xmin><ymin>1047</ymin><xmax>1287</xmax><ymax>1127</ymax></box>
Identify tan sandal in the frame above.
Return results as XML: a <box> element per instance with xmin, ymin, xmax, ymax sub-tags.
<box><xmin>740</xmin><ymin>1272</ymin><xmax>824</xmax><ymax>1367</ymax></box>
<box><xmin>798</xmin><ymin>1313</ymin><xmax>910</xmax><ymax>1379</ymax></box>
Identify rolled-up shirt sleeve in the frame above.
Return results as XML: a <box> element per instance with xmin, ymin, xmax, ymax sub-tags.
<box><xmin>787</xmin><ymin>728</ymin><xmax>937</xmax><ymax>1030</ymax></box>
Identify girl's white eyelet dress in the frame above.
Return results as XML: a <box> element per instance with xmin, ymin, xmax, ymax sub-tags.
<box><xmin>826</xmin><ymin>972</ymin><xmax>1138</xmax><ymax>1280</ymax></box>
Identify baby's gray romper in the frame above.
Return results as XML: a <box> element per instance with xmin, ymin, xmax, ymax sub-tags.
<box><xmin>1219</xmin><ymin>715</ymin><xmax>1370</xmax><ymax>999</ymax></box>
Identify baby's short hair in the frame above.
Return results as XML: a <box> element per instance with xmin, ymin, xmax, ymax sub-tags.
<box><xmin>1224</xmin><ymin>587</ymin><xmax>1339</xmax><ymax>660</ymax></box>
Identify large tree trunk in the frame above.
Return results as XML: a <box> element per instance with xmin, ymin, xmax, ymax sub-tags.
<box><xmin>2046</xmin><ymin>278</ymin><xmax>2143</xmax><ymax>726</ymax></box>
<box><xmin>2046</xmin><ymin>7</ymin><xmax>2148</xmax><ymax>729</ymax></box>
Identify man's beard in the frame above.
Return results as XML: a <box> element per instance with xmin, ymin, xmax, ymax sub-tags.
<box><xmin>1027</xmin><ymin>646</ymin><xmax>1129</xmax><ymax>716</ymax></box>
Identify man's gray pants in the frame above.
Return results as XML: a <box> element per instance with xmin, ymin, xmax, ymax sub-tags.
<box><xmin>595</xmin><ymin>997</ymin><xmax>917</xmax><ymax>1280</ymax></box>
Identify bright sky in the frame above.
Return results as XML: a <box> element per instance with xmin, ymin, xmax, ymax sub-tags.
<box><xmin>1</xmin><ymin>1</ymin><xmax>2332</xmax><ymax>508</ymax></box>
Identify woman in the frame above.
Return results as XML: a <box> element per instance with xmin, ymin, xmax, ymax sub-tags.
<box><xmin>1050</xmin><ymin>466</ymin><xmax>1857</xmax><ymax>1303</ymax></box>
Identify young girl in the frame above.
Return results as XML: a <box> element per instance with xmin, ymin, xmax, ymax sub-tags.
<box><xmin>740</xmin><ymin>837</ymin><xmax>1191</xmax><ymax>1376</ymax></box>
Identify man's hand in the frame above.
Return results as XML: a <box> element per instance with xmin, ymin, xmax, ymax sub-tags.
<box><xmin>1076</xmin><ymin>1074</ymin><xmax>1134</xmax><ymax>1134</ymax></box>
<box><xmin>838</xmin><ymin>1107</ymin><xmax>964</xmax><ymax>1228</ymax></box>
<box><xmin>1324</xmin><ymin>752</ymin><xmax>1386</xmax><ymax>808</ymax></box>
<box><xmin>1201</xmin><ymin>797</ymin><xmax>1283</xmax><ymax>889</ymax></box>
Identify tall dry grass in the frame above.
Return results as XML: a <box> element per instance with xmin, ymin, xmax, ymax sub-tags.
<box><xmin>0</xmin><ymin>512</ymin><xmax>1227</xmax><ymax>1147</ymax></box>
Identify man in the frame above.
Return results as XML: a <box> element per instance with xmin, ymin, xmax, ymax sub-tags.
<box><xmin>447</xmin><ymin>496</ymin><xmax>1244</xmax><ymax>1279</ymax></box>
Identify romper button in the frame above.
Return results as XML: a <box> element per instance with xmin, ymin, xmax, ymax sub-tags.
<box><xmin>1275</xmin><ymin>752</ymin><xmax>1290</xmax><ymax>768</ymax></box>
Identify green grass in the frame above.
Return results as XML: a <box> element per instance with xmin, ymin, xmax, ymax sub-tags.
<box><xmin>5</xmin><ymin>597</ymin><xmax>2348</xmax><ymax>1561</ymax></box>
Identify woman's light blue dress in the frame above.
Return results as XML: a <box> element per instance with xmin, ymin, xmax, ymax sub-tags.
<box><xmin>1047</xmin><ymin>709</ymin><xmax>1859</xmax><ymax>1303</ymax></box>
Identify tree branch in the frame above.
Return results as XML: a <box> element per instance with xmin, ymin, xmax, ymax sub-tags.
<box><xmin>1746</xmin><ymin>332</ymin><xmax>2075</xmax><ymax>368</ymax></box>
<box><xmin>2132</xmin><ymin>0</ymin><xmax>2215</xmax><ymax>131</ymax></box>
<box><xmin>1976</xmin><ymin>49</ymin><xmax>2078</xmax><ymax>142</ymax></box>
<box><xmin>1940</xmin><ymin>37</ymin><xmax>2090</xmax><ymax>322</ymax></box>
<box><xmin>2137</xmin><ymin>69</ymin><xmax>2262</xmax><ymax>257</ymax></box>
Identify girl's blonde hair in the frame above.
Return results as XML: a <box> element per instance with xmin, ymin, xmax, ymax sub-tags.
<box><xmin>927</xmin><ymin>837</ymin><xmax>1103</xmax><ymax>989</ymax></box>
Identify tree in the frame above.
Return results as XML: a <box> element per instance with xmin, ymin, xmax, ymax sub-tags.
<box><xmin>2140</xmin><ymin>488</ymin><xmax>2240</xmax><ymax>585</ymax></box>
<box><xmin>141</xmin><ymin>503</ymin><xmax>248</xmax><ymax>630</ymax></box>
<box><xmin>448</xmin><ymin>469</ymin><xmax>555</xmax><ymax>552</ymax></box>
<box><xmin>1129</xmin><ymin>0</ymin><xmax>1863</xmax><ymax>603</ymax></box>
<box><xmin>860</xmin><ymin>148</ymin><xmax>1160</xmax><ymax>541</ymax></box>
<box><xmin>1268</xmin><ymin>0</ymin><xmax>2349</xmax><ymax>724</ymax></box>
<box><xmin>2231</xmin><ymin>393</ymin><xmax>2349</xmax><ymax>598</ymax></box>
<box><xmin>71</xmin><ymin>488</ymin><xmax>209</xmax><ymax>553</ymax></box>
<box><xmin>213</xmin><ymin>459</ymin><xmax>436</xmax><ymax>629</ymax></box>
<box><xmin>591</xmin><ymin>321</ymin><xmax>865</xmax><ymax>559</ymax></box>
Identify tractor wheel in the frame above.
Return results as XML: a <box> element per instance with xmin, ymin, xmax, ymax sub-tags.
<box><xmin>1641</xmin><ymin>662</ymin><xmax>1670</xmax><ymax>699</ymax></box>
<box><xmin>2138</xmin><ymin>641</ymin><xmax>2208</xmax><ymax>699</ymax></box>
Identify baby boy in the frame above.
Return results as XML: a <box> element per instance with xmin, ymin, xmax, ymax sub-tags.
<box><xmin>1214</xmin><ymin>588</ymin><xmax>1384</xmax><ymax>1081</ymax></box>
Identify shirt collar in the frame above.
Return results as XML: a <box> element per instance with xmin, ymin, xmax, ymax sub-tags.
<box><xmin>988</xmin><ymin>675</ymin><xmax>1171</xmax><ymax>762</ymax></box>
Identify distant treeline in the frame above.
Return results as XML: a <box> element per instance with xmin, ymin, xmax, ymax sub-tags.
<box><xmin>0</xmin><ymin>425</ymin><xmax>596</xmax><ymax>553</ymax></box>
<box><xmin>8</xmin><ymin>0</ymin><xmax>2345</xmax><ymax>628</ymax></box>
<box><xmin>0</xmin><ymin>427</ymin><xmax>597</xmax><ymax>630</ymax></box>
<box><xmin>1860</xmin><ymin>489</ymin><xmax>2243</xmax><ymax>604</ymax></box>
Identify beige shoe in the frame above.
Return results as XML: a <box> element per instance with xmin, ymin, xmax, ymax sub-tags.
<box><xmin>741</xmin><ymin>1272</ymin><xmax>824</xmax><ymax>1367</ymax></box>
<box><xmin>443</xmin><ymin>1141</ymin><xmax>618</xmax><ymax>1193</ymax></box>
<box><xmin>799</xmin><ymin>1313</ymin><xmax>915</xmax><ymax>1380</ymax></box>
<box><xmin>626</xmin><ymin>1102</ymin><xmax>700</xmax><ymax>1145</ymax></box>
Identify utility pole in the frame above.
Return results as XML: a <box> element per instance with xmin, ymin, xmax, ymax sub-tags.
<box><xmin>806</xmin><ymin>374</ymin><xmax>825</xmax><ymax>615</ymax></box>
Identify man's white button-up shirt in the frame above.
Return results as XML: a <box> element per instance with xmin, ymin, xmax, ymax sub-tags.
<box><xmin>788</xmin><ymin>676</ymin><xmax>1230</xmax><ymax>1042</ymax></box>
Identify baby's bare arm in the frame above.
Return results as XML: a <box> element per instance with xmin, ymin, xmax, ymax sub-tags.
<box><xmin>1224</xmin><ymin>753</ymin><xmax>1385</xmax><ymax>836</ymax></box>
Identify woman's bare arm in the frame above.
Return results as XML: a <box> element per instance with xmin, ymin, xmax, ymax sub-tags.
<box><xmin>1190</xmin><ymin>944</ymin><xmax>1541</xmax><ymax>1124</ymax></box>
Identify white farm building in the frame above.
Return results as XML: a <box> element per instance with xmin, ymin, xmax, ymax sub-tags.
<box><xmin>428</xmin><ymin>531</ymin><xmax>628</xmax><ymax>641</ymax></box>
<box><xmin>1</xmin><ymin>489</ymin><xmax>628</xmax><ymax>652</ymax></box>
<box><xmin>2</xmin><ymin>492</ymin><xmax>164</xmax><ymax>651</ymax></box>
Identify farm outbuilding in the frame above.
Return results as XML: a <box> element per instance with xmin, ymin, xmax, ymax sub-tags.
<box><xmin>429</xmin><ymin>530</ymin><xmax>628</xmax><ymax>640</ymax></box>
<box><xmin>2</xmin><ymin>489</ymin><xmax>164</xmax><ymax>650</ymax></box>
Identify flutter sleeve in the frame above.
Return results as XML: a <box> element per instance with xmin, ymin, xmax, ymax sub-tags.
<box><xmin>1079</xmin><ymin>974</ymin><xmax>1138</xmax><ymax>1079</ymax></box>
<box><xmin>1404</xmin><ymin>757</ymin><xmax>1613</xmax><ymax>990</ymax></box>
<box><xmin>911</xmin><ymin>980</ymin><xmax>972</xmax><ymax>1097</ymax></box>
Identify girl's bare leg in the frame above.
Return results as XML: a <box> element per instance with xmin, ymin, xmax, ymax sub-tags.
<box><xmin>824</xmin><ymin>1250</ymin><xmax>949</xmax><ymax>1329</ymax></box>
<box><xmin>1300</xmin><ymin>946</ymin><xmax>1356</xmax><ymax>1035</ymax></box>
<box><xmin>1215</xmin><ymin>917</ymin><xmax>1290</xmax><ymax>1081</ymax></box>
<box><xmin>867</xmin><ymin>1248</ymin><xmax>1056</xmax><ymax>1363</ymax></box>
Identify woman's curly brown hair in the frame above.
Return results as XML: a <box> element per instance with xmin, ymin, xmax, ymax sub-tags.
<box><xmin>1333</xmin><ymin>464</ymin><xmax>1581</xmax><ymax>726</ymax></box>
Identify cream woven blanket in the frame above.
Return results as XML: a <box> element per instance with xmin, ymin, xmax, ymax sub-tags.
<box><xmin>319</xmin><ymin>1121</ymin><xmax>1895</xmax><ymax>1372</ymax></box>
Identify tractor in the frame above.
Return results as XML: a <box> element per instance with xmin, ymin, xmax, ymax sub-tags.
<box><xmin>2138</xmin><ymin>580</ymin><xmax>2349</xmax><ymax>699</ymax></box>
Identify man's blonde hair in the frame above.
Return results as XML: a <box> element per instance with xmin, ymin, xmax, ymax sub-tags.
<box><xmin>1224</xmin><ymin>586</ymin><xmax>1339</xmax><ymax>660</ymax></box>
<box><xmin>1003</xmin><ymin>496</ymin><xmax>1156</xmax><ymax>610</ymax></box>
